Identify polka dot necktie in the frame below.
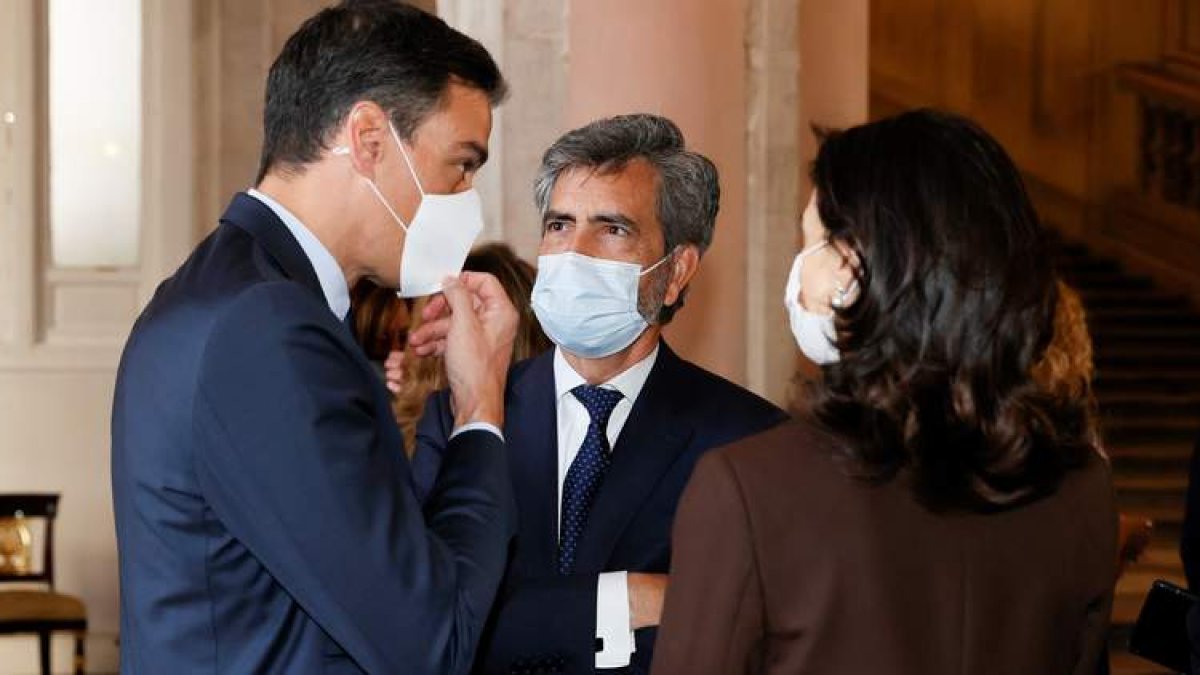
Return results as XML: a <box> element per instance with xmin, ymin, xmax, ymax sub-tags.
<box><xmin>558</xmin><ymin>384</ymin><xmax>624</xmax><ymax>575</ymax></box>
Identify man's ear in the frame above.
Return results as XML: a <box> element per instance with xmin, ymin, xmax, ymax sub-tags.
<box><xmin>340</xmin><ymin>101</ymin><xmax>391</xmax><ymax>178</ymax></box>
<box><xmin>663</xmin><ymin>244</ymin><xmax>701</xmax><ymax>308</ymax></box>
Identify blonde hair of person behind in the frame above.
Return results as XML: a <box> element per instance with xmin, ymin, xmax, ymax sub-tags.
<box><xmin>393</xmin><ymin>243</ymin><xmax>552</xmax><ymax>451</ymax></box>
<box><xmin>1031</xmin><ymin>281</ymin><xmax>1100</xmax><ymax>444</ymax></box>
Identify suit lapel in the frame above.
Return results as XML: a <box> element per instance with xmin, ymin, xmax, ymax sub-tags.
<box><xmin>220</xmin><ymin>192</ymin><xmax>325</xmax><ymax>301</ymax></box>
<box><xmin>506</xmin><ymin>352</ymin><xmax>561</xmax><ymax>575</ymax></box>
<box><xmin>573</xmin><ymin>344</ymin><xmax>693</xmax><ymax>572</ymax></box>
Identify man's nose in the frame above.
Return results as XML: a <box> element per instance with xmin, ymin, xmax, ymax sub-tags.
<box><xmin>565</xmin><ymin>230</ymin><xmax>604</xmax><ymax>259</ymax></box>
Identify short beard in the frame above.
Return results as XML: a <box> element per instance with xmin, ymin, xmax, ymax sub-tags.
<box><xmin>637</xmin><ymin>260</ymin><xmax>672</xmax><ymax>325</ymax></box>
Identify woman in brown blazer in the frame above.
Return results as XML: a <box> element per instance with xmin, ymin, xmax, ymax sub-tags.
<box><xmin>652</xmin><ymin>110</ymin><xmax>1116</xmax><ymax>675</ymax></box>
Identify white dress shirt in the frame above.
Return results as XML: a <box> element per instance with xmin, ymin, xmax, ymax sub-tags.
<box><xmin>245</xmin><ymin>189</ymin><xmax>499</xmax><ymax>441</ymax></box>
<box><xmin>553</xmin><ymin>345</ymin><xmax>659</xmax><ymax>669</ymax></box>
<box><xmin>248</xmin><ymin>188</ymin><xmax>350</xmax><ymax>321</ymax></box>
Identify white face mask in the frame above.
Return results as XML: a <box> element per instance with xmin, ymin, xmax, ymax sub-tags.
<box><xmin>340</xmin><ymin>123</ymin><xmax>484</xmax><ymax>298</ymax></box>
<box><xmin>531</xmin><ymin>250</ymin><xmax>671</xmax><ymax>359</ymax></box>
<box><xmin>784</xmin><ymin>241</ymin><xmax>851</xmax><ymax>365</ymax></box>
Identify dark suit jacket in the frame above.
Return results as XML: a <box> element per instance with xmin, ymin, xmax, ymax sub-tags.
<box><xmin>1182</xmin><ymin>433</ymin><xmax>1200</xmax><ymax>672</ymax></box>
<box><xmin>111</xmin><ymin>193</ymin><xmax>515</xmax><ymax>675</ymax></box>
<box><xmin>412</xmin><ymin>345</ymin><xmax>786</xmax><ymax>675</ymax></box>
<box><xmin>1183</xmin><ymin>433</ymin><xmax>1200</xmax><ymax>589</ymax></box>
<box><xmin>652</xmin><ymin>418</ymin><xmax>1118</xmax><ymax>675</ymax></box>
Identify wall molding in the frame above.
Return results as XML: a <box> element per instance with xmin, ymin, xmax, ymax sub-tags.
<box><xmin>744</xmin><ymin>0</ymin><xmax>802</xmax><ymax>404</ymax></box>
<box><xmin>0</xmin><ymin>0</ymin><xmax>195</xmax><ymax>373</ymax></box>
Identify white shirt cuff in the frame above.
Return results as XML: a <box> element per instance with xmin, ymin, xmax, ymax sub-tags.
<box><xmin>449</xmin><ymin>422</ymin><xmax>504</xmax><ymax>441</ymax></box>
<box><xmin>595</xmin><ymin>571</ymin><xmax>634</xmax><ymax>668</ymax></box>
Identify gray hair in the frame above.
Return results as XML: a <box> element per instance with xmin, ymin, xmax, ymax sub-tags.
<box><xmin>534</xmin><ymin>114</ymin><xmax>720</xmax><ymax>255</ymax></box>
<box><xmin>533</xmin><ymin>114</ymin><xmax>720</xmax><ymax>322</ymax></box>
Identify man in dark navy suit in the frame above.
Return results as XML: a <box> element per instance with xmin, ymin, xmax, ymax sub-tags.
<box><xmin>111</xmin><ymin>4</ymin><xmax>518</xmax><ymax>674</ymax></box>
<box><xmin>407</xmin><ymin>115</ymin><xmax>788</xmax><ymax>675</ymax></box>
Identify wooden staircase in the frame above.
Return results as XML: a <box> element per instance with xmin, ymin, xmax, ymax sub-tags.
<box><xmin>1055</xmin><ymin>240</ymin><xmax>1200</xmax><ymax>674</ymax></box>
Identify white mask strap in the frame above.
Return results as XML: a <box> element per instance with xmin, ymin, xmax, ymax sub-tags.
<box><xmin>329</xmin><ymin>133</ymin><xmax>414</xmax><ymax>233</ymax></box>
<box><xmin>388</xmin><ymin>123</ymin><xmax>427</xmax><ymax>198</ymax></box>
<box><xmin>364</xmin><ymin>178</ymin><xmax>409</xmax><ymax>233</ymax></box>
<box><xmin>639</xmin><ymin>247</ymin><xmax>678</xmax><ymax>277</ymax></box>
<box><xmin>798</xmin><ymin>240</ymin><xmax>829</xmax><ymax>259</ymax></box>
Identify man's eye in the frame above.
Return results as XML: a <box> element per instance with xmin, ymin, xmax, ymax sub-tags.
<box><xmin>545</xmin><ymin>221</ymin><xmax>568</xmax><ymax>233</ymax></box>
<box><xmin>606</xmin><ymin>225</ymin><xmax>629</xmax><ymax>237</ymax></box>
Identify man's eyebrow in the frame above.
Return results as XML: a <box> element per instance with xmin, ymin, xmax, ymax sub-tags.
<box><xmin>458</xmin><ymin>141</ymin><xmax>488</xmax><ymax>167</ymax></box>
<box><xmin>542</xmin><ymin>209</ymin><xmax>575</xmax><ymax>223</ymax></box>
<box><xmin>590</xmin><ymin>212</ymin><xmax>639</xmax><ymax>230</ymax></box>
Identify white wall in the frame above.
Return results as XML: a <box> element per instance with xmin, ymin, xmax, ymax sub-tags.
<box><xmin>0</xmin><ymin>372</ymin><xmax>122</xmax><ymax>673</ymax></box>
<box><xmin>0</xmin><ymin>0</ymin><xmax>194</xmax><ymax>672</ymax></box>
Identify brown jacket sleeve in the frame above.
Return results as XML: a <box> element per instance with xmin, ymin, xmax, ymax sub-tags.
<box><xmin>652</xmin><ymin>451</ymin><xmax>765</xmax><ymax>675</ymax></box>
<box><xmin>1073</xmin><ymin>456</ymin><xmax>1119</xmax><ymax>675</ymax></box>
<box><xmin>1073</xmin><ymin>588</ymin><xmax>1113</xmax><ymax>675</ymax></box>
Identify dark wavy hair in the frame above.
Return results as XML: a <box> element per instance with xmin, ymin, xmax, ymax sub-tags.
<box><xmin>804</xmin><ymin>109</ymin><xmax>1094</xmax><ymax>512</ymax></box>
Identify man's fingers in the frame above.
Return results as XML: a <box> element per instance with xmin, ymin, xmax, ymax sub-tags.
<box><xmin>384</xmin><ymin>351</ymin><xmax>405</xmax><ymax>393</ymax></box>
<box><xmin>421</xmin><ymin>294</ymin><xmax>449</xmax><ymax>322</ymax></box>
<box><xmin>458</xmin><ymin>271</ymin><xmax>509</xmax><ymax>309</ymax></box>
<box><xmin>439</xmin><ymin>276</ymin><xmax>479</xmax><ymax>321</ymax></box>
<box><xmin>409</xmin><ymin>316</ymin><xmax>452</xmax><ymax>347</ymax></box>
<box><xmin>412</xmin><ymin>339</ymin><xmax>447</xmax><ymax>357</ymax></box>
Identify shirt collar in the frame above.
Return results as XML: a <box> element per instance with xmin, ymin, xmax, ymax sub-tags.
<box><xmin>247</xmin><ymin>188</ymin><xmax>351</xmax><ymax>321</ymax></box>
<box><xmin>553</xmin><ymin>344</ymin><xmax>660</xmax><ymax>406</ymax></box>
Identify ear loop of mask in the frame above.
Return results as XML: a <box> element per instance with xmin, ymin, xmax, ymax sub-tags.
<box><xmin>808</xmin><ymin>241</ymin><xmax>858</xmax><ymax>309</ymax></box>
<box><xmin>795</xmin><ymin>240</ymin><xmax>858</xmax><ymax>311</ymax></box>
<box><xmin>331</xmin><ymin>122</ymin><xmax>425</xmax><ymax>234</ymax></box>
<box><xmin>388</xmin><ymin>123</ymin><xmax>427</xmax><ymax>199</ymax></box>
<box><xmin>639</xmin><ymin>246</ymin><xmax>679</xmax><ymax>277</ymax></box>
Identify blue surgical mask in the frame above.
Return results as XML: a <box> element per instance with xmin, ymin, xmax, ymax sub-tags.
<box><xmin>531</xmin><ymin>250</ymin><xmax>671</xmax><ymax>359</ymax></box>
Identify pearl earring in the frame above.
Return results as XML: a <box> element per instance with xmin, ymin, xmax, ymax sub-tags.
<box><xmin>832</xmin><ymin>285</ymin><xmax>850</xmax><ymax>309</ymax></box>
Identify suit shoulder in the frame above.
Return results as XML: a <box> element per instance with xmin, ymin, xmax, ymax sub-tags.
<box><xmin>670</xmin><ymin>356</ymin><xmax>787</xmax><ymax>427</ymax></box>
<box><xmin>507</xmin><ymin>354</ymin><xmax>539</xmax><ymax>384</ymax></box>
<box><xmin>197</xmin><ymin>281</ymin><xmax>344</xmax><ymax>376</ymax></box>
<box><xmin>131</xmin><ymin>225</ymin><xmax>276</xmax><ymax>341</ymax></box>
<box><xmin>713</xmin><ymin>418</ymin><xmax>846</xmax><ymax>493</ymax></box>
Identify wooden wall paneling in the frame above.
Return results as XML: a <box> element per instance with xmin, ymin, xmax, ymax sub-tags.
<box><xmin>269</xmin><ymin>0</ymin><xmax>331</xmax><ymax>53</ymax></box>
<box><xmin>194</xmin><ymin>0</ymin><xmax>337</xmax><ymax>235</ymax></box>
<box><xmin>968</xmin><ymin>0</ymin><xmax>1037</xmax><ymax>166</ymax></box>
<box><xmin>1025</xmin><ymin>0</ymin><xmax>1093</xmax><ymax>198</ymax></box>
<box><xmin>1167</xmin><ymin>0</ymin><xmax>1200</xmax><ymax>67</ymax></box>
<box><xmin>217</xmin><ymin>0</ymin><xmax>269</xmax><ymax>217</ymax></box>
<box><xmin>940</xmin><ymin>0</ymin><xmax>977</xmax><ymax>112</ymax></box>
<box><xmin>192</xmin><ymin>0</ymin><xmax>221</xmax><ymax>238</ymax></box>
<box><xmin>869</xmin><ymin>0</ymin><xmax>947</xmax><ymax>113</ymax></box>
<box><xmin>1097</xmin><ymin>0</ymin><xmax>1167</xmax><ymax>197</ymax></box>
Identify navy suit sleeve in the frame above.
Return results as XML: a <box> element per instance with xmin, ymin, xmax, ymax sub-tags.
<box><xmin>412</xmin><ymin>389</ymin><xmax>457</xmax><ymax>504</ymax></box>
<box><xmin>410</xmin><ymin>390</ymin><xmax>600</xmax><ymax>674</ymax></box>
<box><xmin>192</xmin><ymin>284</ymin><xmax>514</xmax><ymax>675</ymax></box>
